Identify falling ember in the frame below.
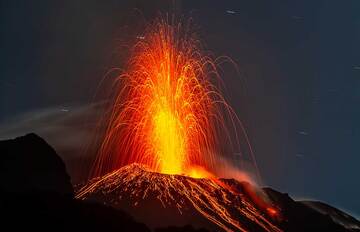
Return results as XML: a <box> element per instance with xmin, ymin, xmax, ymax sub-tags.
<box><xmin>91</xmin><ymin>17</ymin><xmax>253</xmax><ymax>179</ymax></box>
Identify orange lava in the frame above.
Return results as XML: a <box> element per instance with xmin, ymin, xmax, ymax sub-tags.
<box><xmin>92</xmin><ymin>17</ymin><xmax>240</xmax><ymax>178</ymax></box>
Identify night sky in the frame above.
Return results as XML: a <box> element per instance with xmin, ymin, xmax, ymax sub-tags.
<box><xmin>0</xmin><ymin>0</ymin><xmax>359</xmax><ymax>217</ymax></box>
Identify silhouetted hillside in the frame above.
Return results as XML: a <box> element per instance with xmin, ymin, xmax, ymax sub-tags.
<box><xmin>0</xmin><ymin>133</ymin><xmax>149</xmax><ymax>232</ymax></box>
<box><xmin>0</xmin><ymin>133</ymin><xmax>73</xmax><ymax>196</ymax></box>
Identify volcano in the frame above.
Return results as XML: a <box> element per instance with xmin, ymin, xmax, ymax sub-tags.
<box><xmin>76</xmin><ymin>164</ymin><xmax>280</xmax><ymax>232</ymax></box>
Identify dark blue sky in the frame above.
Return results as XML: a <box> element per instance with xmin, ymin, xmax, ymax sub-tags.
<box><xmin>0</xmin><ymin>0</ymin><xmax>359</xmax><ymax>217</ymax></box>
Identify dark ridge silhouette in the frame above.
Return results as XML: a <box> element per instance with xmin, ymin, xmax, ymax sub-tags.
<box><xmin>0</xmin><ymin>133</ymin><xmax>73</xmax><ymax>196</ymax></box>
<box><xmin>0</xmin><ymin>133</ymin><xmax>149</xmax><ymax>232</ymax></box>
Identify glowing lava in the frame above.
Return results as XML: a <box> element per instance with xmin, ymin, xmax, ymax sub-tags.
<box><xmin>92</xmin><ymin>17</ymin><xmax>242</xmax><ymax>178</ymax></box>
<box><xmin>152</xmin><ymin>107</ymin><xmax>185</xmax><ymax>174</ymax></box>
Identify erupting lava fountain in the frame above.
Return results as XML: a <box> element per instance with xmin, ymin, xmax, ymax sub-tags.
<box><xmin>91</xmin><ymin>16</ymin><xmax>258</xmax><ymax>180</ymax></box>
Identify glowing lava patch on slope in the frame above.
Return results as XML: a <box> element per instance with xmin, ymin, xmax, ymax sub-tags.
<box><xmin>92</xmin><ymin>17</ymin><xmax>245</xmax><ymax>178</ymax></box>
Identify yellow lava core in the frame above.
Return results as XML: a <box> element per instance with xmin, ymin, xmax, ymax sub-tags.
<box><xmin>152</xmin><ymin>107</ymin><xmax>185</xmax><ymax>174</ymax></box>
<box><xmin>91</xmin><ymin>17</ymin><xmax>243</xmax><ymax>179</ymax></box>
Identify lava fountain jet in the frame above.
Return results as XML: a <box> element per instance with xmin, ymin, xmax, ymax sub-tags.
<box><xmin>91</xmin><ymin>17</ymin><xmax>257</xmax><ymax>180</ymax></box>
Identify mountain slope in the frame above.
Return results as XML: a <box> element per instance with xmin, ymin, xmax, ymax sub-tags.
<box><xmin>76</xmin><ymin>164</ymin><xmax>281</xmax><ymax>232</ymax></box>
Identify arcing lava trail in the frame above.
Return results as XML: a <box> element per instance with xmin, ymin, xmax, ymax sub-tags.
<box><xmin>77</xmin><ymin>164</ymin><xmax>281</xmax><ymax>232</ymax></box>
